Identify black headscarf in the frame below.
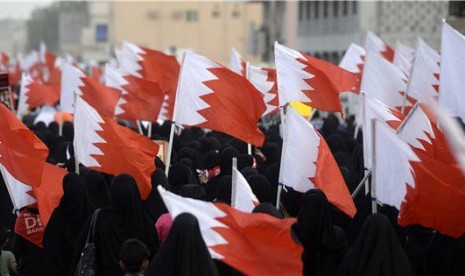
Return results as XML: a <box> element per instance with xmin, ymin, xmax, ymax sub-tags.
<box><xmin>337</xmin><ymin>213</ymin><xmax>413</xmax><ymax>276</ymax></box>
<box><xmin>83</xmin><ymin>170</ymin><xmax>111</xmax><ymax>209</ymax></box>
<box><xmin>145</xmin><ymin>213</ymin><xmax>219</xmax><ymax>276</ymax></box>
<box><xmin>168</xmin><ymin>164</ymin><xmax>198</xmax><ymax>193</ymax></box>
<box><xmin>144</xmin><ymin>169</ymin><xmax>170</xmax><ymax>224</ymax></box>
<box><xmin>246</xmin><ymin>174</ymin><xmax>272</xmax><ymax>203</ymax></box>
<box><xmin>252</xmin><ymin>203</ymin><xmax>284</xmax><ymax>219</ymax></box>
<box><xmin>43</xmin><ymin>173</ymin><xmax>92</xmax><ymax>275</ymax></box>
<box><xmin>92</xmin><ymin>174</ymin><xmax>157</xmax><ymax>275</ymax></box>
<box><xmin>294</xmin><ymin>189</ymin><xmax>348</xmax><ymax>276</ymax></box>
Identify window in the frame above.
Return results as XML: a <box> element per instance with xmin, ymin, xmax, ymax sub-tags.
<box><xmin>306</xmin><ymin>1</ymin><xmax>311</xmax><ymax>20</ymax></box>
<box><xmin>333</xmin><ymin>1</ymin><xmax>339</xmax><ymax>17</ymax></box>
<box><xmin>343</xmin><ymin>1</ymin><xmax>348</xmax><ymax>16</ymax></box>
<box><xmin>212</xmin><ymin>9</ymin><xmax>220</xmax><ymax>18</ymax></box>
<box><xmin>299</xmin><ymin>1</ymin><xmax>304</xmax><ymax>21</ymax></box>
<box><xmin>315</xmin><ymin>1</ymin><xmax>320</xmax><ymax>19</ymax></box>
<box><xmin>232</xmin><ymin>10</ymin><xmax>241</xmax><ymax>18</ymax></box>
<box><xmin>353</xmin><ymin>1</ymin><xmax>358</xmax><ymax>14</ymax></box>
<box><xmin>186</xmin><ymin>10</ymin><xmax>198</xmax><ymax>22</ymax></box>
<box><xmin>323</xmin><ymin>1</ymin><xmax>328</xmax><ymax>18</ymax></box>
<box><xmin>96</xmin><ymin>24</ymin><xmax>107</xmax><ymax>42</ymax></box>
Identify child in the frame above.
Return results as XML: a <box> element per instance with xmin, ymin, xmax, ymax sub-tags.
<box><xmin>119</xmin><ymin>239</ymin><xmax>150</xmax><ymax>276</ymax></box>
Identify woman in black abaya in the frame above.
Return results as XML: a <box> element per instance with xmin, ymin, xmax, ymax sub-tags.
<box><xmin>337</xmin><ymin>213</ymin><xmax>413</xmax><ymax>276</ymax></box>
<box><xmin>87</xmin><ymin>174</ymin><xmax>158</xmax><ymax>275</ymax></box>
<box><xmin>43</xmin><ymin>173</ymin><xmax>92</xmax><ymax>276</ymax></box>
<box><xmin>145</xmin><ymin>213</ymin><xmax>219</xmax><ymax>276</ymax></box>
<box><xmin>293</xmin><ymin>189</ymin><xmax>348</xmax><ymax>276</ymax></box>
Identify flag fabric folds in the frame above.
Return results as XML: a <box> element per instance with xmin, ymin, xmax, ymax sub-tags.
<box><xmin>174</xmin><ymin>51</ymin><xmax>266</xmax><ymax>146</ymax></box>
<box><xmin>158</xmin><ymin>186</ymin><xmax>303</xmax><ymax>275</ymax></box>
<box><xmin>279</xmin><ymin>106</ymin><xmax>356</xmax><ymax>218</ymax></box>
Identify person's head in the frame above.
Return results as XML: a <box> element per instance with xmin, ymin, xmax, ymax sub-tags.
<box><xmin>119</xmin><ymin>239</ymin><xmax>150</xmax><ymax>274</ymax></box>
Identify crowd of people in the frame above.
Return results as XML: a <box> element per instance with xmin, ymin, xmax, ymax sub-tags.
<box><xmin>0</xmin><ymin>110</ymin><xmax>464</xmax><ymax>276</ymax></box>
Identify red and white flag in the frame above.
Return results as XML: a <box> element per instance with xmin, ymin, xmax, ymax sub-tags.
<box><xmin>439</xmin><ymin>21</ymin><xmax>465</xmax><ymax>124</ymax></box>
<box><xmin>275</xmin><ymin>42</ymin><xmax>360</xmax><ymax>114</ymax></box>
<box><xmin>374</xmin><ymin>119</ymin><xmax>465</xmax><ymax>238</ymax></box>
<box><xmin>364</xmin><ymin>31</ymin><xmax>395</xmax><ymax>62</ymax></box>
<box><xmin>119</xmin><ymin>42</ymin><xmax>180</xmax><ymax>121</ymax></box>
<box><xmin>230</xmin><ymin>48</ymin><xmax>247</xmax><ymax>77</ymax></box>
<box><xmin>73</xmin><ymin>96</ymin><xmax>158</xmax><ymax>199</ymax></box>
<box><xmin>279</xmin><ymin>106</ymin><xmax>356</xmax><ymax>218</ymax></box>
<box><xmin>339</xmin><ymin>43</ymin><xmax>366</xmax><ymax>116</ymax></box>
<box><xmin>406</xmin><ymin>39</ymin><xmax>440</xmax><ymax>103</ymax></box>
<box><xmin>174</xmin><ymin>51</ymin><xmax>266</xmax><ymax>146</ymax></box>
<box><xmin>361</xmin><ymin>52</ymin><xmax>413</xmax><ymax>112</ymax></box>
<box><xmin>431</xmin><ymin>103</ymin><xmax>465</xmax><ymax>177</ymax></box>
<box><xmin>158</xmin><ymin>186</ymin><xmax>303</xmax><ymax>275</ymax></box>
<box><xmin>247</xmin><ymin>65</ymin><xmax>279</xmax><ymax>116</ymax></box>
<box><xmin>232</xmin><ymin>168</ymin><xmax>259</xmax><ymax>212</ymax></box>
<box><xmin>359</xmin><ymin>92</ymin><xmax>404</xmax><ymax>169</ymax></box>
<box><xmin>60</xmin><ymin>63</ymin><xmax>120</xmax><ymax>116</ymax></box>
<box><xmin>393</xmin><ymin>41</ymin><xmax>415</xmax><ymax>77</ymax></box>
<box><xmin>106</xmin><ymin>66</ymin><xmax>164</xmax><ymax>122</ymax></box>
<box><xmin>0</xmin><ymin>104</ymin><xmax>49</xmax><ymax>194</ymax></box>
<box><xmin>18</xmin><ymin>74</ymin><xmax>60</xmax><ymax>115</ymax></box>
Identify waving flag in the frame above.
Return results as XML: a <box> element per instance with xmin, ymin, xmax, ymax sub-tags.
<box><xmin>275</xmin><ymin>42</ymin><xmax>360</xmax><ymax>114</ymax></box>
<box><xmin>232</xmin><ymin>168</ymin><xmax>259</xmax><ymax>212</ymax></box>
<box><xmin>60</xmin><ymin>63</ymin><xmax>120</xmax><ymax>116</ymax></box>
<box><xmin>361</xmin><ymin>52</ymin><xmax>413</xmax><ymax>112</ymax></box>
<box><xmin>174</xmin><ymin>51</ymin><xmax>265</xmax><ymax>146</ymax></box>
<box><xmin>119</xmin><ymin>42</ymin><xmax>180</xmax><ymax>121</ymax></box>
<box><xmin>230</xmin><ymin>48</ymin><xmax>247</xmax><ymax>77</ymax></box>
<box><xmin>432</xmin><ymin>102</ymin><xmax>465</xmax><ymax>177</ymax></box>
<box><xmin>374</xmin><ymin>119</ymin><xmax>465</xmax><ymax>238</ymax></box>
<box><xmin>106</xmin><ymin>66</ymin><xmax>164</xmax><ymax>122</ymax></box>
<box><xmin>364</xmin><ymin>31</ymin><xmax>395</xmax><ymax>62</ymax></box>
<box><xmin>158</xmin><ymin>186</ymin><xmax>303</xmax><ymax>275</ymax></box>
<box><xmin>339</xmin><ymin>43</ymin><xmax>366</xmax><ymax>116</ymax></box>
<box><xmin>439</xmin><ymin>21</ymin><xmax>465</xmax><ymax>124</ymax></box>
<box><xmin>248</xmin><ymin>65</ymin><xmax>279</xmax><ymax>116</ymax></box>
<box><xmin>18</xmin><ymin>74</ymin><xmax>60</xmax><ymax>115</ymax></box>
<box><xmin>279</xmin><ymin>106</ymin><xmax>356</xmax><ymax>217</ymax></box>
<box><xmin>360</xmin><ymin>92</ymin><xmax>404</xmax><ymax>169</ymax></box>
<box><xmin>406</xmin><ymin>39</ymin><xmax>441</xmax><ymax>103</ymax></box>
<box><xmin>393</xmin><ymin>41</ymin><xmax>415</xmax><ymax>77</ymax></box>
<box><xmin>74</xmin><ymin>97</ymin><xmax>158</xmax><ymax>199</ymax></box>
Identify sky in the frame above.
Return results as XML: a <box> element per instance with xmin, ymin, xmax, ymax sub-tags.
<box><xmin>0</xmin><ymin>1</ymin><xmax>55</xmax><ymax>20</ymax></box>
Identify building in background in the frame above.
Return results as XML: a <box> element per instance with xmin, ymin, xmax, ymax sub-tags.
<box><xmin>111</xmin><ymin>1</ymin><xmax>263</xmax><ymax>65</ymax></box>
<box><xmin>80</xmin><ymin>1</ymin><xmax>113</xmax><ymax>62</ymax></box>
<box><xmin>448</xmin><ymin>1</ymin><xmax>465</xmax><ymax>34</ymax></box>
<box><xmin>280</xmin><ymin>1</ymin><xmax>448</xmax><ymax>64</ymax></box>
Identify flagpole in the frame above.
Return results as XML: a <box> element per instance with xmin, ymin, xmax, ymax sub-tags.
<box><xmin>276</xmin><ymin>104</ymin><xmax>287</xmax><ymax>209</ymax></box>
<box><xmin>396</xmin><ymin>103</ymin><xmax>420</xmax><ymax>134</ymax></box>
<box><xmin>400</xmin><ymin>38</ymin><xmax>419</xmax><ymax>115</ymax></box>
<box><xmin>165</xmin><ymin>122</ymin><xmax>176</xmax><ymax>176</ymax></box>
<box><xmin>245</xmin><ymin>61</ymin><xmax>253</xmax><ymax>156</ymax></box>
<box><xmin>148</xmin><ymin>122</ymin><xmax>153</xmax><ymax>138</ymax></box>
<box><xmin>231</xmin><ymin>157</ymin><xmax>238</xmax><ymax>208</ymax></box>
<box><xmin>58</xmin><ymin>111</ymin><xmax>63</xmax><ymax>136</ymax></box>
<box><xmin>136</xmin><ymin>120</ymin><xmax>143</xmax><ymax>135</ymax></box>
<box><xmin>351</xmin><ymin>169</ymin><xmax>372</xmax><ymax>198</ymax></box>
<box><xmin>370</xmin><ymin>118</ymin><xmax>377</xmax><ymax>214</ymax></box>
<box><xmin>73</xmin><ymin>92</ymin><xmax>79</xmax><ymax>175</ymax></box>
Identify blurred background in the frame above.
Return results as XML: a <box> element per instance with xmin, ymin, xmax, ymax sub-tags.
<box><xmin>0</xmin><ymin>0</ymin><xmax>462</xmax><ymax>66</ymax></box>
